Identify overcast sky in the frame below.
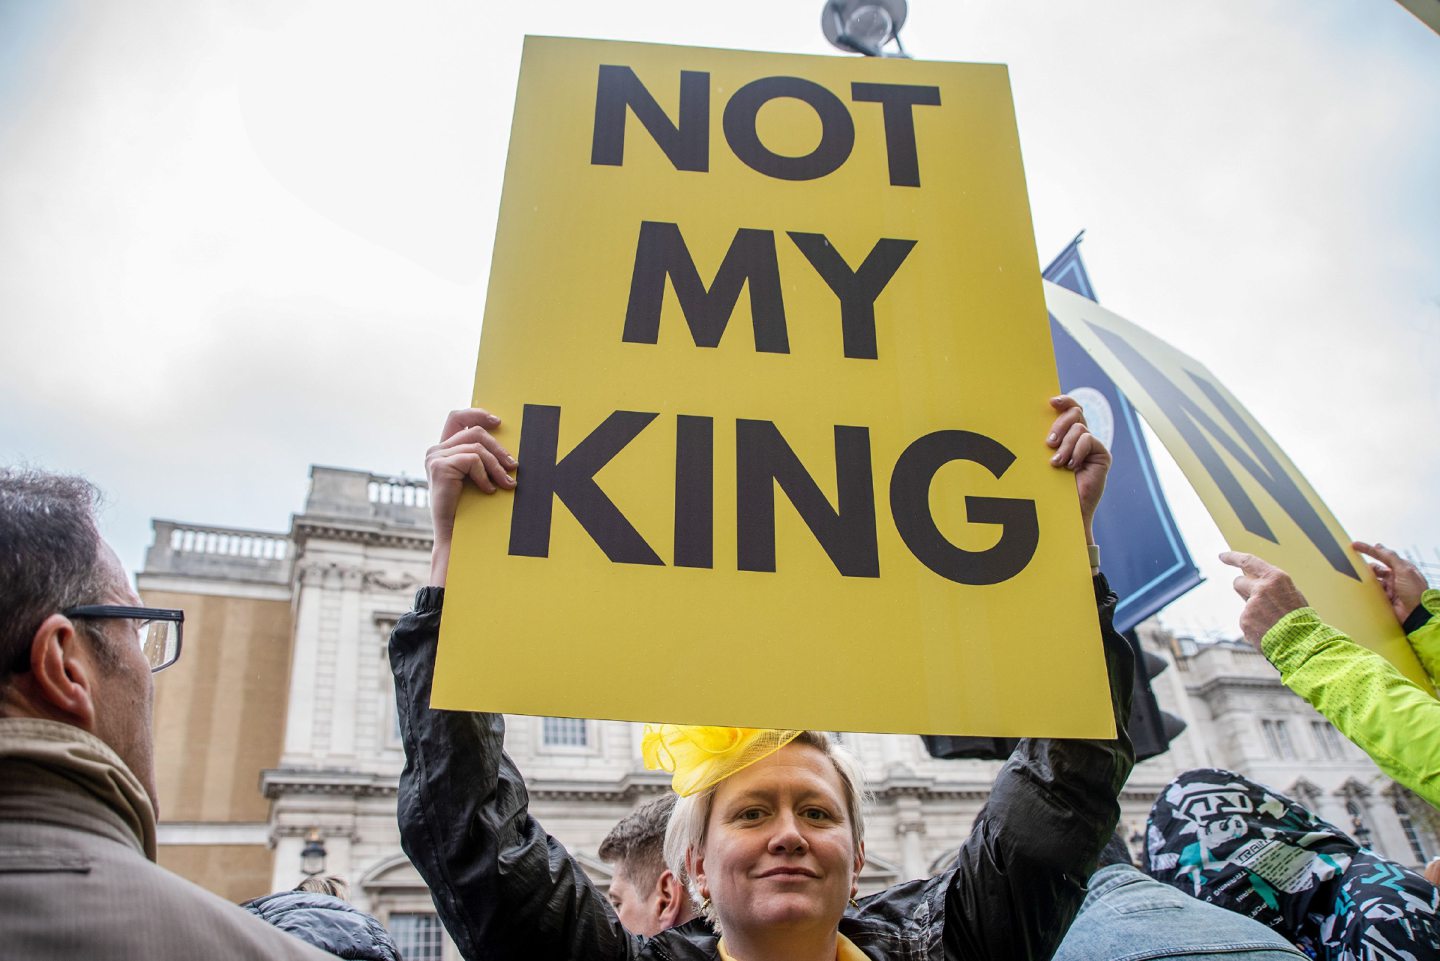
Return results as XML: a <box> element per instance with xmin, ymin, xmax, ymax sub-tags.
<box><xmin>1</xmin><ymin>0</ymin><xmax>1436</xmax><ymax>639</ymax></box>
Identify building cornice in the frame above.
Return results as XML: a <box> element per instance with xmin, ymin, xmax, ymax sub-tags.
<box><xmin>870</xmin><ymin>777</ymin><xmax>1163</xmax><ymax>804</ymax></box>
<box><xmin>261</xmin><ymin>768</ymin><xmax>672</xmax><ymax>803</ymax></box>
<box><xmin>261</xmin><ymin>768</ymin><xmax>1165</xmax><ymax>806</ymax></box>
<box><xmin>1188</xmin><ymin>675</ymin><xmax>1288</xmax><ymax>705</ymax></box>
<box><xmin>262</xmin><ymin>772</ymin><xmax>1169</xmax><ymax>806</ymax></box>
<box><xmin>262</xmin><ymin>768</ymin><xmax>400</xmax><ymax>799</ymax></box>
<box><xmin>157</xmin><ymin>821</ymin><xmax>270</xmax><ymax>845</ymax></box>
<box><xmin>870</xmin><ymin>775</ymin><xmax>989</xmax><ymax>801</ymax></box>
<box><xmin>526</xmin><ymin>774</ymin><xmax>672</xmax><ymax>803</ymax></box>
<box><xmin>136</xmin><ymin>572</ymin><xmax>293</xmax><ymax>602</ymax></box>
<box><xmin>291</xmin><ymin>516</ymin><xmax>434</xmax><ymax>553</ymax></box>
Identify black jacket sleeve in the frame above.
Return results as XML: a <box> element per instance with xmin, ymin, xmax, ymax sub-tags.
<box><xmin>389</xmin><ymin>587</ymin><xmax>639</xmax><ymax>961</ymax></box>
<box><xmin>1403</xmin><ymin>602</ymin><xmax>1433</xmax><ymax>636</ymax></box>
<box><xmin>942</xmin><ymin>574</ymin><xmax>1136</xmax><ymax>961</ymax></box>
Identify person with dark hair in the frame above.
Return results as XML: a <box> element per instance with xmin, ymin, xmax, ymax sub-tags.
<box><xmin>243</xmin><ymin>877</ymin><xmax>401</xmax><ymax>961</ymax></box>
<box><xmin>599</xmin><ymin>793</ymin><xmax>697</xmax><ymax>937</ymax></box>
<box><xmin>1146</xmin><ymin>769</ymin><xmax>1440</xmax><ymax>959</ymax></box>
<box><xmin>0</xmin><ymin>467</ymin><xmax>334</xmax><ymax>960</ymax></box>
<box><xmin>1052</xmin><ymin>833</ymin><xmax>1307</xmax><ymax>960</ymax></box>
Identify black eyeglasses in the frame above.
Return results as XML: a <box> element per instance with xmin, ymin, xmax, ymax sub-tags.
<box><xmin>62</xmin><ymin>605</ymin><xmax>185</xmax><ymax>673</ymax></box>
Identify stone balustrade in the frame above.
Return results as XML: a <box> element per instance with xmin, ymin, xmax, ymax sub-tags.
<box><xmin>304</xmin><ymin>467</ymin><xmax>432</xmax><ymax>529</ymax></box>
<box><xmin>144</xmin><ymin>520</ymin><xmax>293</xmax><ymax>583</ymax></box>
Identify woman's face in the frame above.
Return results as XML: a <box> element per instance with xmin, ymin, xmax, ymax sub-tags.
<box><xmin>691</xmin><ymin>743</ymin><xmax>863</xmax><ymax>939</ymax></box>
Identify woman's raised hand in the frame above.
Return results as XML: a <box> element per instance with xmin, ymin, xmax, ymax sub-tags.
<box><xmin>426</xmin><ymin>408</ymin><xmax>517</xmax><ymax>587</ymax></box>
<box><xmin>1046</xmin><ymin>394</ymin><xmax>1111</xmax><ymax>546</ymax></box>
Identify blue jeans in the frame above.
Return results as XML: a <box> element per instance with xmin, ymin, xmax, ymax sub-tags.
<box><xmin>1053</xmin><ymin>864</ymin><xmax>1309</xmax><ymax>961</ymax></box>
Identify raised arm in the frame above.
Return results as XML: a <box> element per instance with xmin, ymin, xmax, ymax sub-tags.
<box><xmin>944</xmin><ymin>397</ymin><xmax>1135</xmax><ymax>960</ymax></box>
<box><xmin>1260</xmin><ymin>609</ymin><xmax>1440</xmax><ymax>806</ymax></box>
<box><xmin>390</xmin><ymin>409</ymin><xmax>637</xmax><ymax>961</ymax></box>
<box><xmin>1221</xmin><ymin>549</ymin><xmax>1440</xmax><ymax>808</ymax></box>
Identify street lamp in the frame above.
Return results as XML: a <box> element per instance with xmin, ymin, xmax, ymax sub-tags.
<box><xmin>300</xmin><ymin>828</ymin><xmax>327</xmax><ymax>877</ymax></box>
<box><xmin>821</xmin><ymin>0</ymin><xmax>910</xmax><ymax>58</ymax></box>
<box><xmin>1351</xmin><ymin>816</ymin><xmax>1373</xmax><ymax>849</ymax></box>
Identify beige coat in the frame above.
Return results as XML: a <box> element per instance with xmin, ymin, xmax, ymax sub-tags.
<box><xmin>0</xmin><ymin>717</ymin><xmax>337</xmax><ymax>960</ymax></box>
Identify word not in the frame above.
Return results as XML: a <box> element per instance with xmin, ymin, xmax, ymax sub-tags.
<box><xmin>591</xmin><ymin>65</ymin><xmax>942</xmax><ymax>185</ymax></box>
<box><xmin>508</xmin><ymin>404</ymin><xmax>1039</xmax><ymax>586</ymax></box>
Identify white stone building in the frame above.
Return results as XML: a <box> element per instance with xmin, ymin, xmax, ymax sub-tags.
<box><xmin>141</xmin><ymin>466</ymin><xmax>1436</xmax><ymax>961</ymax></box>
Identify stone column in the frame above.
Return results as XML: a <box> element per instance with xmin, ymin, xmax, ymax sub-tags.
<box><xmin>282</xmin><ymin>563</ymin><xmax>326</xmax><ymax>764</ymax></box>
<box><xmin>1363</xmin><ymin>789</ymin><xmax>1417</xmax><ymax>866</ymax></box>
<box><xmin>329</xmin><ymin>566</ymin><xmax>364</xmax><ymax>759</ymax></box>
<box><xmin>1312</xmin><ymin>790</ymin><xmax>1349</xmax><ymax>829</ymax></box>
<box><xmin>271</xmin><ymin>831</ymin><xmax>305</xmax><ymax>893</ymax></box>
<box><xmin>880</xmin><ymin>733</ymin><xmax>914</xmax><ymax>777</ymax></box>
<box><xmin>895</xmin><ymin>795</ymin><xmax>927</xmax><ymax>880</ymax></box>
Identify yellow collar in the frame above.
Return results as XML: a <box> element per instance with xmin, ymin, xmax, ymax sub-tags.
<box><xmin>717</xmin><ymin>933</ymin><xmax>868</xmax><ymax>961</ymax></box>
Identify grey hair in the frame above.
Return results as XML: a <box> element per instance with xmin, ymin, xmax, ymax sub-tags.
<box><xmin>0</xmin><ymin>467</ymin><xmax>111</xmax><ymax>679</ymax></box>
<box><xmin>662</xmin><ymin>731</ymin><xmax>867</xmax><ymax>931</ymax></box>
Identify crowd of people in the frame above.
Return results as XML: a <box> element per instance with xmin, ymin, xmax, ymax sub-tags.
<box><xmin>1</xmin><ymin>395</ymin><xmax>1437</xmax><ymax>960</ymax></box>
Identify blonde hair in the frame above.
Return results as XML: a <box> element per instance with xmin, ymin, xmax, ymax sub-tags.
<box><xmin>662</xmin><ymin>731</ymin><xmax>866</xmax><ymax>929</ymax></box>
<box><xmin>293</xmin><ymin>874</ymin><xmax>350</xmax><ymax>901</ymax></box>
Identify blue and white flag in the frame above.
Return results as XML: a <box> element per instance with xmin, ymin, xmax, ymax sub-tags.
<box><xmin>1044</xmin><ymin>237</ymin><xmax>1200</xmax><ymax>631</ymax></box>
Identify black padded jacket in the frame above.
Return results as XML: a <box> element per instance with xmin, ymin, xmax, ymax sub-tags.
<box><xmin>389</xmin><ymin>576</ymin><xmax>1134</xmax><ymax>961</ymax></box>
<box><xmin>241</xmin><ymin>891</ymin><xmax>400</xmax><ymax>961</ymax></box>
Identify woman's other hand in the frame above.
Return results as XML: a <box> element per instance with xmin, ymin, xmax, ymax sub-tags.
<box><xmin>426</xmin><ymin>407</ymin><xmax>517</xmax><ymax>586</ymax></box>
<box><xmin>1046</xmin><ymin>394</ymin><xmax>1111</xmax><ymax>546</ymax></box>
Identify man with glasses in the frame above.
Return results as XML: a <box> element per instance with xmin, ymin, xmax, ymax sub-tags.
<box><xmin>0</xmin><ymin>468</ymin><xmax>335</xmax><ymax>960</ymax></box>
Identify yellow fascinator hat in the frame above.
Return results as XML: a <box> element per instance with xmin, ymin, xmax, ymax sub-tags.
<box><xmin>642</xmin><ymin>725</ymin><xmax>803</xmax><ymax>797</ymax></box>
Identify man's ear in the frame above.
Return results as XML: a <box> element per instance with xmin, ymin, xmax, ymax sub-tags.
<box><xmin>655</xmin><ymin>869</ymin><xmax>686</xmax><ymax>928</ymax></box>
<box><xmin>24</xmin><ymin>614</ymin><xmax>101</xmax><ymax>729</ymax></box>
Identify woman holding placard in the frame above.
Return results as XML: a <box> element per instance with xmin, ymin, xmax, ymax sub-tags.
<box><xmin>388</xmin><ymin>396</ymin><xmax>1133</xmax><ymax>961</ymax></box>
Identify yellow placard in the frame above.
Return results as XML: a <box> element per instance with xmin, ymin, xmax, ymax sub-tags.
<box><xmin>434</xmin><ymin>36</ymin><xmax>1114</xmax><ymax>736</ymax></box>
<box><xmin>1045</xmin><ymin>282</ymin><xmax>1430</xmax><ymax>689</ymax></box>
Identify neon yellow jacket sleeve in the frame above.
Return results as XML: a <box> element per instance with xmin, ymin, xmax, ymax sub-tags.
<box><xmin>1262</xmin><ymin>607</ymin><xmax>1440</xmax><ymax>809</ymax></box>
<box><xmin>1405</xmin><ymin>589</ymin><xmax>1440</xmax><ymax>685</ymax></box>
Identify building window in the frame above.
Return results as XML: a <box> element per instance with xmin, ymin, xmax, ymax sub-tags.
<box><xmin>1310</xmin><ymin>721</ymin><xmax>1344</xmax><ymax>760</ymax></box>
<box><xmin>389</xmin><ymin>912</ymin><xmax>443</xmax><ymax>961</ymax></box>
<box><xmin>1344</xmin><ymin>799</ymin><xmax>1374</xmax><ymax>848</ymax></box>
<box><xmin>1261</xmin><ymin>719</ymin><xmax>1297</xmax><ymax>760</ymax></box>
<box><xmin>1394</xmin><ymin>794</ymin><xmax>1430</xmax><ymax>863</ymax></box>
<box><xmin>542</xmin><ymin>716</ymin><xmax>589</xmax><ymax>748</ymax></box>
<box><xmin>378</xmin><ymin>619</ymin><xmax>403</xmax><ymax>749</ymax></box>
